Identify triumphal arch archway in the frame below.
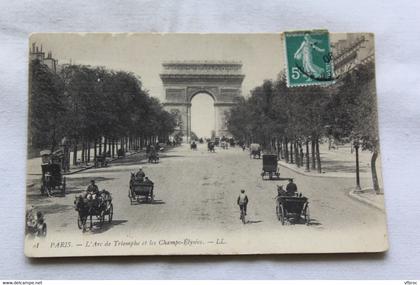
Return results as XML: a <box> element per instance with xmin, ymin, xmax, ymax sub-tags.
<box><xmin>160</xmin><ymin>61</ymin><xmax>245</xmax><ymax>142</ymax></box>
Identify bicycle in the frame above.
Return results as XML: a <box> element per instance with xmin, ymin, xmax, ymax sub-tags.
<box><xmin>239</xmin><ymin>205</ymin><xmax>247</xmax><ymax>224</ymax></box>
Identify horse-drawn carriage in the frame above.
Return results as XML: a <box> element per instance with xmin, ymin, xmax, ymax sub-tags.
<box><xmin>74</xmin><ymin>191</ymin><xmax>113</xmax><ymax>232</ymax></box>
<box><xmin>190</xmin><ymin>141</ymin><xmax>197</xmax><ymax>150</ymax></box>
<box><xmin>94</xmin><ymin>152</ymin><xmax>108</xmax><ymax>168</ymax></box>
<box><xmin>148</xmin><ymin>150</ymin><xmax>159</xmax><ymax>163</ymax></box>
<box><xmin>249</xmin><ymin>143</ymin><xmax>261</xmax><ymax>159</ymax></box>
<box><xmin>207</xmin><ymin>141</ymin><xmax>215</xmax><ymax>152</ymax></box>
<box><xmin>275</xmin><ymin>193</ymin><xmax>310</xmax><ymax>225</ymax></box>
<box><xmin>117</xmin><ymin>148</ymin><xmax>125</xmax><ymax>158</ymax></box>
<box><xmin>220</xmin><ymin>141</ymin><xmax>228</xmax><ymax>149</ymax></box>
<box><xmin>25</xmin><ymin>208</ymin><xmax>47</xmax><ymax>237</ymax></box>
<box><xmin>129</xmin><ymin>174</ymin><xmax>154</xmax><ymax>204</ymax></box>
<box><xmin>261</xmin><ymin>154</ymin><xmax>280</xmax><ymax>180</ymax></box>
<box><xmin>40</xmin><ymin>150</ymin><xmax>66</xmax><ymax>196</ymax></box>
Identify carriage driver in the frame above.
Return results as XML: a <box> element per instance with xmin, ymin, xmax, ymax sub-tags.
<box><xmin>286</xmin><ymin>178</ymin><xmax>298</xmax><ymax>196</ymax></box>
<box><xmin>136</xmin><ymin>167</ymin><xmax>145</xmax><ymax>181</ymax></box>
<box><xmin>85</xmin><ymin>179</ymin><xmax>100</xmax><ymax>200</ymax></box>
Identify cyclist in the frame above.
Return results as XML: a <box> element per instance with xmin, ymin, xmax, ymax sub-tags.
<box><xmin>237</xmin><ymin>189</ymin><xmax>249</xmax><ymax>219</ymax></box>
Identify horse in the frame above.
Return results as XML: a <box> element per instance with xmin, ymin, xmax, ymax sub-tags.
<box><xmin>74</xmin><ymin>195</ymin><xmax>90</xmax><ymax>232</ymax></box>
<box><xmin>190</xmin><ymin>142</ymin><xmax>197</xmax><ymax>150</ymax></box>
<box><xmin>207</xmin><ymin>142</ymin><xmax>215</xmax><ymax>152</ymax></box>
<box><xmin>148</xmin><ymin>151</ymin><xmax>159</xmax><ymax>163</ymax></box>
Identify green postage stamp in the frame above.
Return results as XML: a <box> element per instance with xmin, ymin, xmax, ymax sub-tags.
<box><xmin>284</xmin><ymin>30</ymin><xmax>334</xmax><ymax>87</ymax></box>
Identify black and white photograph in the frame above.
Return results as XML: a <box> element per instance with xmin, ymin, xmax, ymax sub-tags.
<box><xmin>24</xmin><ymin>32</ymin><xmax>388</xmax><ymax>257</ymax></box>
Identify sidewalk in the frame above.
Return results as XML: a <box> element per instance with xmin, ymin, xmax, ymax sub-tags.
<box><xmin>26</xmin><ymin>149</ymin><xmax>144</xmax><ymax>187</ymax></box>
<box><xmin>273</xmin><ymin>143</ymin><xmax>385</xmax><ymax>211</ymax></box>
<box><xmin>276</xmin><ymin>142</ymin><xmax>381</xmax><ymax>180</ymax></box>
<box><xmin>348</xmin><ymin>188</ymin><xmax>385</xmax><ymax>211</ymax></box>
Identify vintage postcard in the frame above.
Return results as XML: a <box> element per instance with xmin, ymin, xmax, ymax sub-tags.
<box><xmin>25</xmin><ymin>32</ymin><xmax>388</xmax><ymax>257</ymax></box>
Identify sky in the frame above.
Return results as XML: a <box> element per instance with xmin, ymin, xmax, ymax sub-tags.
<box><xmin>30</xmin><ymin>33</ymin><xmax>285</xmax><ymax>99</ymax></box>
<box><xmin>29</xmin><ymin>33</ymin><xmax>349</xmax><ymax>137</ymax></box>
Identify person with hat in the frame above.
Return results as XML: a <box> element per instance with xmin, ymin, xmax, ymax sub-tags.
<box><xmin>237</xmin><ymin>189</ymin><xmax>249</xmax><ymax>219</ymax></box>
<box><xmin>286</xmin><ymin>178</ymin><xmax>298</xmax><ymax>196</ymax></box>
<box><xmin>135</xmin><ymin>167</ymin><xmax>145</xmax><ymax>181</ymax></box>
<box><xmin>85</xmin><ymin>179</ymin><xmax>99</xmax><ymax>200</ymax></box>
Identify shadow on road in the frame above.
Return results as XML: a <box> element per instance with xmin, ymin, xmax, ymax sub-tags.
<box><xmin>28</xmin><ymin>203</ymin><xmax>74</xmax><ymax>215</ymax></box>
<box><xmin>321</xmin><ymin>159</ymin><xmax>368</xmax><ymax>173</ymax></box>
<box><xmin>130</xmin><ymin>199</ymin><xmax>166</xmax><ymax>205</ymax></box>
<box><xmin>246</xmin><ymin>220</ymin><xmax>263</xmax><ymax>224</ymax></box>
<box><xmin>262</xmin><ymin>177</ymin><xmax>294</xmax><ymax>181</ymax></box>
<box><xmin>91</xmin><ymin>219</ymin><xmax>128</xmax><ymax>234</ymax></box>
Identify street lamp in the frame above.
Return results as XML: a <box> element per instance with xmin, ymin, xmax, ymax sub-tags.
<box><xmin>353</xmin><ymin>139</ymin><xmax>362</xmax><ymax>192</ymax></box>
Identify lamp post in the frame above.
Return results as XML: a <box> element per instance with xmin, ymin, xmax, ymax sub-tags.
<box><xmin>354</xmin><ymin>139</ymin><xmax>362</xmax><ymax>191</ymax></box>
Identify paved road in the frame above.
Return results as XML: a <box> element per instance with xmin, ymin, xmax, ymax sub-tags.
<box><xmin>26</xmin><ymin>144</ymin><xmax>387</xmax><ymax>254</ymax></box>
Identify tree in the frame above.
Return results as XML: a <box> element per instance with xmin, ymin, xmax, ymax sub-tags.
<box><xmin>30</xmin><ymin>63</ymin><xmax>176</xmax><ymax>165</ymax></box>
<box><xmin>29</xmin><ymin>59</ymin><xmax>66</xmax><ymax>153</ymax></box>
<box><xmin>326</xmin><ymin>61</ymin><xmax>379</xmax><ymax>192</ymax></box>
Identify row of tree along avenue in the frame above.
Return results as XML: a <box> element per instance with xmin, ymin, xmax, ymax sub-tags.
<box><xmin>29</xmin><ymin>58</ymin><xmax>176</xmax><ymax>169</ymax></box>
<box><xmin>227</xmin><ymin>60</ymin><xmax>380</xmax><ymax>193</ymax></box>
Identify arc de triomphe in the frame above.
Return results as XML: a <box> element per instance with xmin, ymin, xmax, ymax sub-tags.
<box><xmin>160</xmin><ymin>61</ymin><xmax>245</xmax><ymax>142</ymax></box>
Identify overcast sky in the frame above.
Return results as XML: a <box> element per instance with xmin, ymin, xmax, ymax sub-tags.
<box><xmin>29</xmin><ymin>33</ymin><xmax>348</xmax><ymax>137</ymax></box>
<box><xmin>30</xmin><ymin>33</ymin><xmax>287</xmax><ymax>99</ymax></box>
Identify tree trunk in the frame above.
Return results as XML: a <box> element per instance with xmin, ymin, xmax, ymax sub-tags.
<box><xmin>72</xmin><ymin>141</ymin><xmax>77</xmax><ymax>166</ymax></box>
<box><xmin>299</xmin><ymin>142</ymin><xmax>304</xmax><ymax>168</ymax></box>
<box><xmin>371</xmin><ymin>150</ymin><xmax>380</xmax><ymax>193</ymax></box>
<box><xmin>290</xmin><ymin>141</ymin><xmax>294</xmax><ymax>164</ymax></box>
<box><xmin>284</xmin><ymin>138</ymin><xmax>289</xmax><ymax>163</ymax></box>
<box><xmin>295</xmin><ymin>141</ymin><xmax>300</xmax><ymax>167</ymax></box>
<box><xmin>87</xmin><ymin>142</ymin><xmax>91</xmax><ymax>162</ymax></box>
<box><xmin>98</xmin><ymin>137</ymin><xmax>102</xmax><ymax>155</ymax></box>
<box><xmin>316</xmin><ymin>138</ymin><xmax>322</xmax><ymax>173</ymax></box>
<box><xmin>94</xmin><ymin>139</ymin><xmax>97</xmax><ymax>160</ymax></box>
<box><xmin>311</xmin><ymin>138</ymin><xmax>316</xmax><ymax>170</ymax></box>
<box><xmin>81</xmin><ymin>141</ymin><xmax>85</xmax><ymax>163</ymax></box>
<box><xmin>103</xmin><ymin>137</ymin><xmax>107</xmax><ymax>155</ymax></box>
<box><xmin>305</xmin><ymin>140</ymin><xmax>310</xmax><ymax>172</ymax></box>
<box><xmin>112</xmin><ymin>138</ymin><xmax>115</xmax><ymax>158</ymax></box>
<box><xmin>355</xmin><ymin>143</ymin><xmax>361</xmax><ymax>190</ymax></box>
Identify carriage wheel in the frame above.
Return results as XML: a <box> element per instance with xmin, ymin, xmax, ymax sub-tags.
<box><xmin>47</xmin><ymin>186</ymin><xmax>52</xmax><ymax>197</ymax></box>
<box><xmin>62</xmin><ymin>177</ymin><xmax>66</xmax><ymax>197</ymax></box>
<box><xmin>269</xmin><ymin>172</ymin><xmax>273</xmax><ymax>180</ymax></box>
<box><xmin>279</xmin><ymin>204</ymin><xmax>285</xmax><ymax>225</ymax></box>
<box><xmin>98</xmin><ymin>212</ymin><xmax>105</xmax><ymax>227</ymax></box>
<box><xmin>40</xmin><ymin>223</ymin><xmax>47</xmax><ymax>237</ymax></box>
<box><xmin>108</xmin><ymin>204</ymin><xmax>113</xmax><ymax>223</ymax></box>
<box><xmin>128</xmin><ymin>189</ymin><xmax>134</xmax><ymax>205</ymax></box>
<box><xmin>77</xmin><ymin>215</ymin><xmax>83</xmax><ymax>229</ymax></box>
<box><xmin>304</xmin><ymin>204</ymin><xmax>310</xmax><ymax>225</ymax></box>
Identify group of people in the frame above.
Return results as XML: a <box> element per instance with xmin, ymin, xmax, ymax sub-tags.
<box><xmin>134</xmin><ymin>167</ymin><xmax>153</xmax><ymax>185</ymax></box>
<box><xmin>277</xmin><ymin>178</ymin><xmax>298</xmax><ymax>197</ymax></box>
<box><xmin>236</xmin><ymin>178</ymin><xmax>299</xmax><ymax>219</ymax></box>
